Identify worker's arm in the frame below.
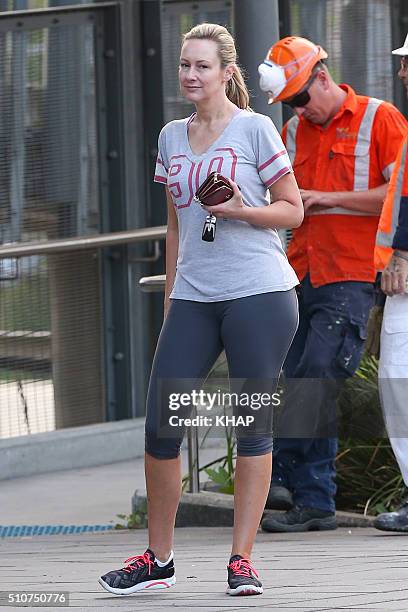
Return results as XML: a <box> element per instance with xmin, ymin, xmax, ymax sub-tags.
<box><xmin>301</xmin><ymin>103</ymin><xmax>408</xmax><ymax>216</ymax></box>
<box><xmin>300</xmin><ymin>184</ymin><xmax>388</xmax><ymax>215</ymax></box>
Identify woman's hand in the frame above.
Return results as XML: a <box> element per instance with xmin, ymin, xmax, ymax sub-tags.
<box><xmin>202</xmin><ymin>172</ymin><xmax>304</xmax><ymax>229</ymax></box>
<box><xmin>201</xmin><ymin>179</ymin><xmax>245</xmax><ymax>220</ymax></box>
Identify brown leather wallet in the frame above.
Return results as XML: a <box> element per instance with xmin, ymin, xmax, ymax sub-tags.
<box><xmin>194</xmin><ymin>171</ymin><xmax>233</xmax><ymax>207</ymax></box>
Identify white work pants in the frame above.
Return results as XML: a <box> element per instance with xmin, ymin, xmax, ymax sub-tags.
<box><xmin>379</xmin><ymin>293</ymin><xmax>408</xmax><ymax>486</ymax></box>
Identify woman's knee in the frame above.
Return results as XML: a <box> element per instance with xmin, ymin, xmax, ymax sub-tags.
<box><xmin>144</xmin><ymin>426</ymin><xmax>183</xmax><ymax>460</ymax></box>
<box><xmin>236</xmin><ymin>436</ymin><xmax>273</xmax><ymax>457</ymax></box>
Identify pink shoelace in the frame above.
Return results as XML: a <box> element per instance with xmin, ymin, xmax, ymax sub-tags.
<box><xmin>122</xmin><ymin>553</ymin><xmax>154</xmax><ymax>575</ymax></box>
<box><xmin>228</xmin><ymin>558</ymin><xmax>259</xmax><ymax>578</ymax></box>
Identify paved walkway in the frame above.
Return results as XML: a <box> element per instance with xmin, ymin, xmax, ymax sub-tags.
<box><xmin>0</xmin><ymin>449</ymin><xmax>221</xmax><ymax>525</ymax></box>
<box><xmin>2</xmin><ymin>454</ymin><xmax>408</xmax><ymax>610</ymax></box>
<box><xmin>2</xmin><ymin>527</ymin><xmax>408</xmax><ymax>610</ymax></box>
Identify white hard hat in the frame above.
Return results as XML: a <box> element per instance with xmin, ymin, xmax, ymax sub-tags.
<box><xmin>392</xmin><ymin>33</ymin><xmax>408</xmax><ymax>56</ymax></box>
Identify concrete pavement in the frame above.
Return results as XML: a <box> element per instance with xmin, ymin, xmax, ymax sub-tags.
<box><xmin>2</xmin><ymin>450</ymin><xmax>408</xmax><ymax>610</ymax></box>
<box><xmin>0</xmin><ymin>448</ymin><xmax>224</xmax><ymax>525</ymax></box>
<box><xmin>1</xmin><ymin>527</ymin><xmax>408</xmax><ymax>610</ymax></box>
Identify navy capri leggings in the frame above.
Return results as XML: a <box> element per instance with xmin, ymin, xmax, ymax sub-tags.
<box><xmin>145</xmin><ymin>290</ymin><xmax>298</xmax><ymax>459</ymax></box>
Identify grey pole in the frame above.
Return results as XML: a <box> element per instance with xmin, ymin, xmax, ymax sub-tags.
<box><xmin>234</xmin><ymin>0</ymin><xmax>282</xmax><ymax>130</ymax></box>
<box><xmin>187</xmin><ymin>414</ymin><xmax>200</xmax><ymax>494</ymax></box>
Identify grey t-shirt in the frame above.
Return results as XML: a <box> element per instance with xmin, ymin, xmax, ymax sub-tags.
<box><xmin>154</xmin><ymin>109</ymin><xmax>299</xmax><ymax>302</ymax></box>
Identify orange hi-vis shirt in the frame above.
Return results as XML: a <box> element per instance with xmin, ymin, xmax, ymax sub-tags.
<box><xmin>282</xmin><ymin>85</ymin><xmax>408</xmax><ymax>287</ymax></box>
<box><xmin>375</xmin><ymin>133</ymin><xmax>408</xmax><ymax>271</ymax></box>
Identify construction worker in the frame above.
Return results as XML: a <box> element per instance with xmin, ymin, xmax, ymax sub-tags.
<box><xmin>373</xmin><ymin>34</ymin><xmax>408</xmax><ymax>533</ymax></box>
<box><xmin>257</xmin><ymin>36</ymin><xmax>408</xmax><ymax>532</ymax></box>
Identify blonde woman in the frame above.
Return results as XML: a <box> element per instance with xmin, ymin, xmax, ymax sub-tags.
<box><xmin>99</xmin><ymin>23</ymin><xmax>303</xmax><ymax>597</ymax></box>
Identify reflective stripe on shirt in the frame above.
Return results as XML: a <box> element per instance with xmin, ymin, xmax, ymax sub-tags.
<box><xmin>289</xmin><ymin>97</ymin><xmax>381</xmax><ymax>217</ymax></box>
<box><xmin>353</xmin><ymin>98</ymin><xmax>381</xmax><ymax>192</ymax></box>
<box><xmin>376</xmin><ymin>140</ymin><xmax>408</xmax><ymax>247</ymax></box>
<box><xmin>285</xmin><ymin>116</ymin><xmax>299</xmax><ymax>165</ymax></box>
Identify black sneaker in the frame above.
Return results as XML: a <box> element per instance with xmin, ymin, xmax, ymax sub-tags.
<box><xmin>226</xmin><ymin>555</ymin><xmax>263</xmax><ymax>596</ymax></box>
<box><xmin>98</xmin><ymin>549</ymin><xmax>176</xmax><ymax>595</ymax></box>
<box><xmin>374</xmin><ymin>499</ymin><xmax>408</xmax><ymax>533</ymax></box>
<box><xmin>262</xmin><ymin>505</ymin><xmax>337</xmax><ymax>533</ymax></box>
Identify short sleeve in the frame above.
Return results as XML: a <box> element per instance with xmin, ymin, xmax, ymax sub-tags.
<box><xmin>255</xmin><ymin>115</ymin><xmax>292</xmax><ymax>188</ymax></box>
<box><xmin>154</xmin><ymin>127</ymin><xmax>169</xmax><ymax>184</ymax></box>
<box><xmin>372</xmin><ymin>102</ymin><xmax>408</xmax><ymax>182</ymax></box>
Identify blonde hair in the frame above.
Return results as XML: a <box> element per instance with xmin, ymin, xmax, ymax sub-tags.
<box><xmin>182</xmin><ymin>23</ymin><xmax>251</xmax><ymax>110</ymax></box>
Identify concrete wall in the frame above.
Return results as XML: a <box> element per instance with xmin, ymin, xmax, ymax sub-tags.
<box><xmin>0</xmin><ymin>418</ymin><xmax>145</xmax><ymax>480</ymax></box>
<box><xmin>0</xmin><ymin>416</ymin><xmax>226</xmax><ymax>480</ymax></box>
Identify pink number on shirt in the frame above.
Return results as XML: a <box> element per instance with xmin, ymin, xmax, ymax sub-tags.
<box><xmin>168</xmin><ymin>155</ymin><xmax>195</xmax><ymax>209</ymax></box>
<box><xmin>168</xmin><ymin>148</ymin><xmax>238</xmax><ymax>209</ymax></box>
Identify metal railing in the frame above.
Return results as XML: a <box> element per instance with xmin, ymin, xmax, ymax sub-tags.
<box><xmin>0</xmin><ymin>226</ymin><xmax>167</xmax><ymax>258</ymax></box>
<box><xmin>0</xmin><ymin>224</ymin><xmax>201</xmax><ymax>492</ymax></box>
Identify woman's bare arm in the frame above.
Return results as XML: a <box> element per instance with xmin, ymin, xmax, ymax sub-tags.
<box><xmin>202</xmin><ymin>172</ymin><xmax>304</xmax><ymax>229</ymax></box>
<box><xmin>164</xmin><ymin>187</ymin><xmax>178</xmax><ymax>319</ymax></box>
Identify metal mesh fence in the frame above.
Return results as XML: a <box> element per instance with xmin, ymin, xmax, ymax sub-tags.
<box><xmin>160</xmin><ymin>0</ymin><xmax>395</xmax><ymax>118</ymax></box>
<box><xmin>0</xmin><ymin>12</ymin><xmax>104</xmax><ymax>438</ymax></box>
<box><xmin>281</xmin><ymin>0</ymin><xmax>394</xmax><ymax>248</ymax></box>
<box><xmin>0</xmin><ymin>24</ymin><xmax>99</xmax><ymax>245</ymax></box>
<box><xmin>288</xmin><ymin>0</ymin><xmax>394</xmax><ymax>102</ymax></box>
<box><xmin>161</xmin><ymin>0</ymin><xmax>232</xmax><ymax>123</ymax></box>
<box><xmin>0</xmin><ymin>250</ymin><xmax>104</xmax><ymax>438</ymax></box>
<box><xmin>0</xmin><ymin>254</ymin><xmax>52</xmax><ymax>438</ymax></box>
<box><xmin>0</xmin><ymin>1</ymin><xmax>92</xmax><ymax>14</ymax></box>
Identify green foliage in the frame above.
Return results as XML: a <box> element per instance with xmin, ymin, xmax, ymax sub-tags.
<box><xmin>0</xmin><ymin>368</ymin><xmax>49</xmax><ymax>382</ymax></box>
<box><xmin>180</xmin><ymin>14</ymin><xmax>193</xmax><ymax>37</ymax></box>
<box><xmin>183</xmin><ymin>417</ymin><xmax>236</xmax><ymax>494</ymax></box>
<box><xmin>205</xmin><ymin>465</ymin><xmax>234</xmax><ymax>495</ymax></box>
<box><xmin>189</xmin><ymin>352</ymin><xmax>406</xmax><ymax>515</ymax></box>
<box><xmin>338</xmin><ymin>354</ymin><xmax>384</xmax><ymax>438</ymax></box>
<box><xmin>336</xmin><ymin>439</ymin><xmax>404</xmax><ymax>515</ymax></box>
<box><xmin>203</xmin><ymin>406</ymin><xmax>236</xmax><ymax>494</ymax></box>
<box><xmin>336</xmin><ymin>353</ymin><xmax>405</xmax><ymax>515</ymax></box>
<box><xmin>115</xmin><ymin>500</ymin><xmax>148</xmax><ymax>530</ymax></box>
<box><xmin>0</xmin><ymin>273</ymin><xmax>50</xmax><ymax>332</ymax></box>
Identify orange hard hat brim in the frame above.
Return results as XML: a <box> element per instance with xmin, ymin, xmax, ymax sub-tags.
<box><xmin>272</xmin><ymin>45</ymin><xmax>328</xmax><ymax>104</ymax></box>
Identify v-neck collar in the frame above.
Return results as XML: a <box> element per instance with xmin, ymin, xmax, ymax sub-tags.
<box><xmin>185</xmin><ymin>108</ymin><xmax>243</xmax><ymax>158</ymax></box>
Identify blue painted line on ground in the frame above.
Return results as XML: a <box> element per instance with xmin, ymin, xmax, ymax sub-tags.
<box><xmin>0</xmin><ymin>524</ymin><xmax>115</xmax><ymax>537</ymax></box>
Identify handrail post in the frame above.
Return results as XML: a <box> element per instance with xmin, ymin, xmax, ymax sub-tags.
<box><xmin>187</xmin><ymin>406</ymin><xmax>200</xmax><ymax>493</ymax></box>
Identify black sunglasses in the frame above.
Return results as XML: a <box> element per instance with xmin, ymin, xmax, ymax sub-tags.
<box><xmin>283</xmin><ymin>72</ymin><xmax>318</xmax><ymax>109</ymax></box>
